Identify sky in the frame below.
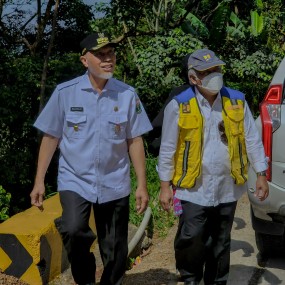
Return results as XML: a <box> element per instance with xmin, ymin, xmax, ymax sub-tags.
<box><xmin>2</xmin><ymin>0</ymin><xmax>109</xmax><ymax>19</ymax></box>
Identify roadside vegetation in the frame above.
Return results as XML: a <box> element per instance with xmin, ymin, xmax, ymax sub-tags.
<box><xmin>0</xmin><ymin>0</ymin><xmax>285</xmax><ymax>235</ymax></box>
<box><xmin>129</xmin><ymin>154</ymin><xmax>176</xmax><ymax>237</ymax></box>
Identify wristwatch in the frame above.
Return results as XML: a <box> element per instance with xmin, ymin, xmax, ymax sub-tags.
<box><xmin>256</xmin><ymin>171</ymin><xmax>267</xmax><ymax>177</ymax></box>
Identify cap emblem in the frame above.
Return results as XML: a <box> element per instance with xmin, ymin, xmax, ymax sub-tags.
<box><xmin>97</xmin><ymin>37</ymin><xmax>109</xmax><ymax>45</ymax></box>
<box><xmin>203</xmin><ymin>54</ymin><xmax>212</xmax><ymax>61</ymax></box>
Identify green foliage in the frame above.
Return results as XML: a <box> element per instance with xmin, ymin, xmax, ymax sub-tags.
<box><xmin>209</xmin><ymin>2</ymin><xmax>231</xmax><ymax>47</ymax></box>
<box><xmin>0</xmin><ymin>185</ymin><xmax>11</xmax><ymax>221</ymax></box>
<box><xmin>133</xmin><ymin>28</ymin><xmax>204</xmax><ymax>119</ymax></box>
<box><xmin>182</xmin><ymin>13</ymin><xmax>209</xmax><ymax>38</ymax></box>
<box><xmin>226</xmin><ymin>48</ymin><xmax>283</xmax><ymax>114</ymax></box>
<box><xmin>227</xmin><ymin>12</ymin><xmax>247</xmax><ymax>39</ymax></box>
<box><xmin>129</xmin><ymin>154</ymin><xmax>176</xmax><ymax>237</ymax></box>
<box><xmin>1</xmin><ymin>0</ymin><xmax>285</xmax><ymax>226</ymax></box>
<box><xmin>250</xmin><ymin>10</ymin><xmax>264</xmax><ymax>37</ymax></box>
<box><xmin>0</xmin><ymin>52</ymin><xmax>42</xmax><ymax>210</ymax></box>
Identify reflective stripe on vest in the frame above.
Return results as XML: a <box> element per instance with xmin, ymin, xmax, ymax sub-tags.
<box><xmin>172</xmin><ymin>86</ymin><xmax>247</xmax><ymax>188</ymax></box>
<box><xmin>221</xmin><ymin>88</ymin><xmax>248</xmax><ymax>184</ymax></box>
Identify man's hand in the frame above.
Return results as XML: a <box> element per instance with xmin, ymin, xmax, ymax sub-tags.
<box><xmin>159</xmin><ymin>182</ymin><xmax>173</xmax><ymax>212</ymax></box>
<box><xmin>135</xmin><ymin>186</ymin><xmax>149</xmax><ymax>214</ymax></box>
<box><xmin>255</xmin><ymin>176</ymin><xmax>269</xmax><ymax>201</ymax></box>
<box><xmin>30</xmin><ymin>182</ymin><xmax>45</xmax><ymax>211</ymax></box>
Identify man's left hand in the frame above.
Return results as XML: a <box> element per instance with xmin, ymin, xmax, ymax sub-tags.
<box><xmin>255</xmin><ymin>176</ymin><xmax>269</xmax><ymax>201</ymax></box>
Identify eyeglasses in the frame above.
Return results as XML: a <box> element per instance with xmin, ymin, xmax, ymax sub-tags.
<box><xmin>218</xmin><ymin>121</ymin><xmax>228</xmax><ymax>145</ymax></box>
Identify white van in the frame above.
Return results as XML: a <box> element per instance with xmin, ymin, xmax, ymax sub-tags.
<box><xmin>247</xmin><ymin>57</ymin><xmax>285</xmax><ymax>256</ymax></box>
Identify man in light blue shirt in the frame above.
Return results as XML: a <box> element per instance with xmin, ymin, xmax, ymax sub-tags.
<box><xmin>158</xmin><ymin>49</ymin><xmax>268</xmax><ymax>285</ymax></box>
<box><xmin>30</xmin><ymin>32</ymin><xmax>152</xmax><ymax>285</ymax></box>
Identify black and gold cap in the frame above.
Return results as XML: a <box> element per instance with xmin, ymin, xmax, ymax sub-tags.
<box><xmin>80</xmin><ymin>32</ymin><xmax>117</xmax><ymax>55</ymax></box>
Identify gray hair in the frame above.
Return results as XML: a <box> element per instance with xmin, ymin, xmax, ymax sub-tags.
<box><xmin>188</xmin><ymin>68</ymin><xmax>197</xmax><ymax>85</ymax></box>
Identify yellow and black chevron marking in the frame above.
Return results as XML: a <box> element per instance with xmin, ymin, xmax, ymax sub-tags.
<box><xmin>0</xmin><ymin>194</ymin><xmax>69</xmax><ymax>285</ymax></box>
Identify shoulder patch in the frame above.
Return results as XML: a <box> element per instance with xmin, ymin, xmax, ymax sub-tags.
<box><xmin>135</xmin><ymin>99</ymin><xmax>142</xmax><ymax>114</ymax></box>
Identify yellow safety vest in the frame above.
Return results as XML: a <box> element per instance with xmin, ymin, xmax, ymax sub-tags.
<box><xmin>172</xmin><ymin>87</ymin><xmax>248</xmax><ymax>188</ymax></box>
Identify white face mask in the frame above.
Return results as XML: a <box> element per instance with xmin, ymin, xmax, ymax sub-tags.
<box><xmin>198</xmin><ymin>72</ymin><xmax>224</xmax><ymax>94</ymax></box>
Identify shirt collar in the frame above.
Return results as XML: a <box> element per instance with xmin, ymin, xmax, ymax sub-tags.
<box><xmin>194</xmin><ymin>86</ymin><xmax>222</xmax><ymax>106</ymax></box>
<box><xmin>80</xmin><ymin>72</ymin><xmax>117</xmax><ymax>92</ymax></box>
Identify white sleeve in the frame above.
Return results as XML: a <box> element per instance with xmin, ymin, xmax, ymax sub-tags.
<box><xmin>158</xmin><ymin>99</ymin><xmax>179</xmax><ymax>181</ymax></box>
<box><xmin>244</xmin><ymin>101</ymin><xmax>268</xmax><ymax>172</ymax></box>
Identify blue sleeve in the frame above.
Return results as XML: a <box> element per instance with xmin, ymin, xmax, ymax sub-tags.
<box><xmin>33</xmin><ymin>87</ymin><xmax>64</xmax><ymax>138</ymax></box>
<box><xmin>126</xmin><ymin>92</ymin><xmax>153</xmax><ymax>139</ymax></box>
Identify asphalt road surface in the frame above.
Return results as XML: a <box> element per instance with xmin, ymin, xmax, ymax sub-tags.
<box><xmin>223</xmin><ymin>194</ymin><xmax>285</xmax><ymax>285</ymax></box>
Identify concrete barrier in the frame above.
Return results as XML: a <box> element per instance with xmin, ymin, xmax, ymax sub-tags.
<box><xmin>0</xmin><ymin>193</ymin><xmax>96</xmax><ymax>285</ymax></box>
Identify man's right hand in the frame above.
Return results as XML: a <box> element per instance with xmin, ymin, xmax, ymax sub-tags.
<box><xmin>159</xmin><ymin>182</ymin><xmax>173</xmax><ymax>212</ymax></box>
<box><xmin>30</xmin><ymin>182</ymin><xmax>45</xmax><ymax>211</ymax></box>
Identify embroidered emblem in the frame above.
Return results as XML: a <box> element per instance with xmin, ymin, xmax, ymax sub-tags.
<box><xmin>203</xmin><ymin>54</ymin><xmax>211</xmax><ymax>61</ymax></box>
<box><xmin>182</xmin><ymin>102</ymin><xmax>191</xmax><ymax>113</ymax></box>
<box><xmin>136</xmin><ymin>99</ymin><xmax>142</xmax><ymax>114</ymax></box>
<box><xmin>114</xmin><ymin>124</ymin><xmax>121</xmax><ymax>134</ymax></box>
<box><xmin>97</xmin><ymin>33</ymin><xmax>109</xmax><ymax>45</ymax></box>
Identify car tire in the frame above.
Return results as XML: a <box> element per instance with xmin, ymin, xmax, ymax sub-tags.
<box><xmin>255</xmin><ymin>231</ymin><xmax>285</xmax><ymax>257</ymax></box>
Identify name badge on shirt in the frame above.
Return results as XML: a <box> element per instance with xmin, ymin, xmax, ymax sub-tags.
<box><xmin>70</xmin><ymin>107</ymin><xmax>84</xmax><ymax>112</ymax></box>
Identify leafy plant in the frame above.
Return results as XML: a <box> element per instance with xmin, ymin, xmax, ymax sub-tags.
<box><xmin>250</xmin><ymin>10</ymin><xmax>264</xmax><ymax>37</ymax></box>
<box><xmin>0</xmin><ymin>185</ymin><xmax>11</xmax><ymax>221</ymax></box>
<box><xmin>129</xmin><ymin>153</ymin><xmax>176</xmax><ymax>237</ymax></box>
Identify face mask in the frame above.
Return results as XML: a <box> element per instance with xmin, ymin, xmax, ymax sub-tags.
<box><xmin>198</xmin><ymin>72</ymin><xmax>224</xmax><ymax>94</ymax></box>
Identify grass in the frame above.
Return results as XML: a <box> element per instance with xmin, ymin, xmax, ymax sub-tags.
<box><xmin>129</xmin><ymin>155</ymin><xmax>176</xmax><ymax>237</ymax></box>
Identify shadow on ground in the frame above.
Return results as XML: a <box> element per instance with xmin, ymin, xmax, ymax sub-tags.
<box><xmin>123</xmin><ymin>268</ymin><xmax>178</xmax><ymax>285</ymax></box>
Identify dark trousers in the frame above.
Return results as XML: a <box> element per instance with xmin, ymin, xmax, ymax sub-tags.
<box><xmin>174</xmin><ymin>201</ymin><xmax>237</xmax><ymax>285</ymax></box>
<box><xmin>59</xmin><ymin>191</ymin><xmax>129</xmax><ymax>285</ymax></box>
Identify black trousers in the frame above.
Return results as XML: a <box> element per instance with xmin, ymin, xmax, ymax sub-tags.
<box><xmin>59</xmin><ymin>191</ymin><xmax>129</xmax><ymax>285</ymax></box>
<box><xmin>174</xmin><ymin>201</ymin><xmax>237</xmax><ymax>285</ymax></box>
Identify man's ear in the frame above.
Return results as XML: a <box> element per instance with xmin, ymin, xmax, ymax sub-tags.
<box><xmin>189</xmin><ymin>74</ymin><xmax>198</xmax><ymax>85</ymax></box>
<box><xmin>80</xmin><ymin>55</ymin><xmax>88</xmax><ymax>68</ymax></box>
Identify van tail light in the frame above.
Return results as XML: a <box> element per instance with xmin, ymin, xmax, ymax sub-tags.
<box><xmin>259</xmin><ymin>84</ymin><xmax>282</xmax><ymax>181</ymax></box>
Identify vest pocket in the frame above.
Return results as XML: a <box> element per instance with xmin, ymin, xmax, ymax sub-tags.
<box><xmin>226</xmin><ymin>109</ymin><xmax>244</xmax><ymax>136</ymax></box>
<box><xmin>178</xmin><ymin>114</ymin><xmax>200</xmax><ymax>141</ymax></box>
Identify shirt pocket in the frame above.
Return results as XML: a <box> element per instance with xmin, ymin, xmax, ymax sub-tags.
<box><xmin>105</xmin><ymin>114</ymin><xmax>128</xmax><ymax>140</ymax></box>
<box><xmin>65</xmin><ymin>114</ymin><xmax>87</xmax><ymax>138</ymax></box>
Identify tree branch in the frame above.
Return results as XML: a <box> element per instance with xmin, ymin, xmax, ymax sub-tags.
<box><xmin>38</xmin><ymin>0</ymin><xmax>60</xmax><ymax>113</ymax></box>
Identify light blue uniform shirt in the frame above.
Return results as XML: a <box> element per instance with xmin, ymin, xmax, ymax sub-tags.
<box><xmin>158</xmin><ymin>87</ymin><xmax>268</xmax><ymax>206</ymax></box>
<box><xmin>34</xmin><ymin>73</ymin><xmax>153</xmax><ymax>203</ymax></box>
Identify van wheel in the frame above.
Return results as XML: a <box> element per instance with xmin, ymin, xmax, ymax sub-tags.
<box><xmin>255</xmin><ymin>231</ymin><xmax>285</xmax><ymax>257</ymax></box>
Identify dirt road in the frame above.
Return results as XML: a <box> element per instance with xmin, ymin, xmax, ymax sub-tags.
<box><xmin>123</xmin><ymin>194</ymin><xmax>285</xmax><ymax>285</ymax></box>
<box><xmin>2</xmin><ymin>194</ymin><xmax>285</xmax><ymax>284</ymax></box>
